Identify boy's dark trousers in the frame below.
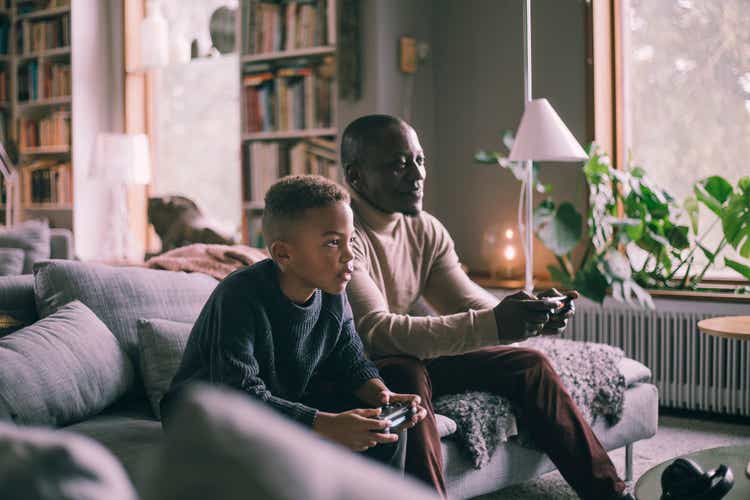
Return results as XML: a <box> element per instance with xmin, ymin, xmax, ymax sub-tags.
<box><xmin>376</xmin><ymin>346</ymin><xmax>627</xmax><ymax>500</ymax></box>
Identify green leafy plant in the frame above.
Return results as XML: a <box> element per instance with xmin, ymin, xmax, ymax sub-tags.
<box><xmin>475</xmin><ymin>137</ymin><xmax>750</xmax><ymax>308</ymax></box>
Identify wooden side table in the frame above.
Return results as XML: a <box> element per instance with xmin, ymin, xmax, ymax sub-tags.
<box><xmin>697</xmin><ymin>316</ymin><xmax>750</xmax><ymax>341</ymax></box>
<box><xmin>697</xmin><ymin>315</ymin><xmax>750</xmax><ymax>482</ymax></box>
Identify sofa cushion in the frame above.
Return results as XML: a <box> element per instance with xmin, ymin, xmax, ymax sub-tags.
<box><xmin>142</xmin><ymin>384</ymin><xmax>436</xmax><ymax>500</ymax></box>
<box><xmin>436</xmin><ymin>413</ymin><xmax>457</xmax><ymax>438</ymax></box>
<box><xmin>33</xmin><ymin>260</ymin><xmax>217</xmax><ymax>363</ymax></box>
<box><xmin>0</xmin><ymin>219</ymin><xmax>51</xmax><ymax>274</ymax></box>
<box><xmin>136</xmin><ymin>319</ymin><xmax>192</xmax><ymax>419</ymax></box>
<box><xmin>0</xmin><ymin>248</ymin><xmax>25</xmax><ymax>276</ymax></box>
<box><xmin>65</xmin><ymin>398</ymin><xmax>162</xmax><ymax>494</ymax></box>
<box><xmin>0</xmin><ymin>300</ymin><xmax>135</xmax><ymax>427</ymax></box>
<box><xmin>0</xmin><ymin>421</ymin><xmax>138</xmax><ymax>500</ymax></box>
<box><xmin>618</xmin><ymin>357</ymin><xmax>652</xmax><ymax>386</ymax></box>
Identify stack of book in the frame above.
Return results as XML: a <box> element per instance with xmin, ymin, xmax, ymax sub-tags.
<box><xmin>0</xmin><ymin>70</ymin><xmax>6</xmax><ymax>101</ymax></box>
<box><xmin>41</xmin><ymin>60</ymin><xmax>71</xmax><ymax>98</ymax></box>
<box><xmin>17</xmin><ymin>0</ymin><xmax>70</xmax><ymax>15</ymax></box>
<box><xmin>243</xmin><ymin>141</ymin><xmax>280</xmax><ymax>202</ymax></box>
<box><xmin>0</xmin><ymin>21</ymin><xmax>9</xmax><ymax>55</ymax></box>
<box><xmin>242</xmin><ymin>57</ymin><xmax>334</xmax><ymax>132</ymax></box>
<box><xmin>18</xmin><ymin>110</ymin><xmax>70</xmax><ymax>150</ymax></box>
<box><xmin>242</xmin><ymin>136</ymin><xmax>338</xmax><ymax>203</ymax></box>
<box><xmin>17</xmin><ymin>14</ymin><xmax>70</xmax><ymax>54</ymax></box>
<box><xmin>21</xmin><ymin>160</ymin><xmax>72</xmax><ymax>205</ymax></box>
<box><xmin>242</xmin><ymin>0</ymin><xmax>333</xmax><ymax>54</ymax></box>
<box><xmin>17</xmin><ymin>60</ymin><xmax>70</xmax><ymax>101</ymax></box>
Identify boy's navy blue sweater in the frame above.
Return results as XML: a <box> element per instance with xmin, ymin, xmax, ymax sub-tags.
<box><xmin>164</xmin><ymin>259</ymin><xmax>381</xmax><ymax>426</ymax></box>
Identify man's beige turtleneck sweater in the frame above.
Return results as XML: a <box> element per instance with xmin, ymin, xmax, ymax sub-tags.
<box><xmin>347</xmin><ymin>190</ymin><xmax>501</xmax><ymax>360</ymax></box>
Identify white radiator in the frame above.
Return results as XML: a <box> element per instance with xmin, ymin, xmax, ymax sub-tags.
<box><xmin>565</xmin><ymin>299</ymin><xmax>750</xmax><ymax>416</ymax></box>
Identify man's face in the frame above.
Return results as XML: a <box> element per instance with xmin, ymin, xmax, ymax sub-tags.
<box><xmin>351</xmin><ymin>123</ymin><xmax>426</xmax><ymax>215</ymax></box>
<box><xmin>285</xmin><ymin>201</ymin><xmax>356</xmax><ymax>295</ymax></box>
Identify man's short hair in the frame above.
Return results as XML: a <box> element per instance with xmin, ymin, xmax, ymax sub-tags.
<box><xmin>262</xmin><ymin>175</ymin><xmax>350</xmax><ymax>244</ymax></box>
<box><xmin>340</xmin><ymin>114</ymin><xmax>405</xmax><ymax>168</ymax></box>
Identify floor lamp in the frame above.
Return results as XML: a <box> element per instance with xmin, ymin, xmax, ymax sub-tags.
<box><xmin>508</xmin><ymin>0</ymin><xmax>588</xmax><ymax>292</ymax></box>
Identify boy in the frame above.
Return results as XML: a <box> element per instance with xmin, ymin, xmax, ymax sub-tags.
<box><xmin>162</xmin><ymin>175</ymin><xmax>426</xmax><ymax>467</ymax></box>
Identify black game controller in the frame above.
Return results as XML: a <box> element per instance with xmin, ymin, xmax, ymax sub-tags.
<box><xmin>373</xmin><ymin>403</ymin><xmax>414</xmax><ymax>434</ymax></box>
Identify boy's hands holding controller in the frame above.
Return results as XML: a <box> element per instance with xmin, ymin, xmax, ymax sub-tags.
<box><xmin>313</xmin><ymin>408</ymin><xmax>399</xmax><ymax>452</ymax></box>
<box><xmin>313</xmin><ymin>378</ymin><xmax>427</xmax><ymax>451</ymax></box>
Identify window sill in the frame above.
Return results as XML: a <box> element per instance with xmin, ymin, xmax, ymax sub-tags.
<box><xmin>469</xmin><ymin>273</ymin><xmax>750</xmax><ymax>303</ymax></box>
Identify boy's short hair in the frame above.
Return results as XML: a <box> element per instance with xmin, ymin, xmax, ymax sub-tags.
<box><xmin>262</xmin><ymin>175</ymin><xmax>350</xmax><ymax>244</ymax></box>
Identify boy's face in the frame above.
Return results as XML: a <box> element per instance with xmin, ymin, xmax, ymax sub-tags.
<box><xmin>284</xmin><ymin>201</ymin><xmax>356</xmax><ymax>295</ymax></box>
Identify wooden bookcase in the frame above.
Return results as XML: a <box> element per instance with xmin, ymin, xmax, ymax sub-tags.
<box><xmin>0</xmin><ymin>0</ymin><xmax>72</xmax><ymax>229</ymax></box>
<box><xmin>237</xmin><ymin>0</ymin><xmax>339</xmax><ymax>246</ymax></box>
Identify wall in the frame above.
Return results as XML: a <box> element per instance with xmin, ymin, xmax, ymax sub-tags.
<box><xmin>337</xmin><ymin>0</ymin><xmax>438</xmax><ymax>210</ymax></box>
<box><xmin>432</xmin><ymin>0</ymin><xmax>589</xmax><ymax>276</ymax></box>
<box><xmin>339</xmin><ymin>0</ymin><xmax>590</xmax><ymax>277</ymax></box>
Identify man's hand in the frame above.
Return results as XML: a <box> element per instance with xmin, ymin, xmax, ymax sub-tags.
<box><xmin>377</xmin><ymin>390</ymin><xmax>428</xmax><ymax>429</ymax></box>
<box><xmin>493</xmin><ymin>290</ymin><xmax>559</xmax><ymax>342</ymax></box>
<box><xmin>313</xmin><ymin>409</ymin><xmax>399</xmax><ymax>452</ymax></box>
<box><xmin>537</xmin><ymin>288</ymin><xmax>578</xmax><ymax>336</ymax></box>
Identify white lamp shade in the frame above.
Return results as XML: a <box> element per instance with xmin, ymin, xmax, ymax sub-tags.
<box><xmin>140</xmin><ymin>0</ymin><xmax>169</xmax><ymax>69</ymax></box>
<box><xmin>94</xmin><ymin>133</ymin><xmax>151</xmax><ymax>184</ymax></box>
<box><xmin>508</xmin><ymin>98</ymin><xmax>588</xmax><ymax>162</ymax></box>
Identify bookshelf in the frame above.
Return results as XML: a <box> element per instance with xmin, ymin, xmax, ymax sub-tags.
<box><xmin>1</xmin><ymin>0</ymin><xmax>72</xmax><ymax>229</ymax></box>
<box><xmin>238</xmin><ymin>0</ymin><xmax>340</xmax><ymax>247</ymax></box>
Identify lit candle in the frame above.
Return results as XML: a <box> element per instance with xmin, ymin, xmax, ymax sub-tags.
<box><xmin>503</xmin><ymin>244</ymin><xmax>516</xmax><ymax>278</ymax></box>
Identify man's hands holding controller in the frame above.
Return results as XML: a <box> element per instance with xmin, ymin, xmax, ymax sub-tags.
<box><xmin>493</xmin><ymin>288</ymin><xmax>579</xmax><ymax>342</ymax></box>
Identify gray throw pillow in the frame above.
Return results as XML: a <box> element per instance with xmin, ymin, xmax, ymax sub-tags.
<box><xmin>0</xmin><ymin>248</ymin><xmax>25</xmax><ymax>276</ymax></box>
<box><xmin>136</xmin><ymin>319</ymin><xmax>192</xmax><ymax>419</ymax></box>
<box><xmin>0</xmin><ymin>300</ymin><xmax>135</xmax><ymax>427</ymax></box>
<box><xmin>33</xmin><ymin>260</ymin><xmax>217</xmax><ymax>363</ymax></box>
<box><xmin>143</xmin><ymin>385</ymin><xmax>436</xmax><ymax>500</ymax></box>
<box><xmin>0</xmin><ymin>422</ymin><xmax>137</xmax><ymax>500</ymax></box>
<box><xmin>0</xmin><ymin>219</ymin><xmax>51</xmax><ymax>274</ymax></box>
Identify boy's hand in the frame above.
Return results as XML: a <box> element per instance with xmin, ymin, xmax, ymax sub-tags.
<box><xmin>383</xmin><ymin>391</ymin><xmax>428</xmax><ymax>429</ymax></box>
<box><xmin>313</xmin><ymin>409</ymin><xmax>399</xmax><ymax>452</ymax></box>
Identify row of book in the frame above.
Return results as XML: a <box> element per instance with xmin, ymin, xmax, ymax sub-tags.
<box><xmin>242</xmin><ymin>137</ymin><xmax>338</xmax><ymax>202</ymax></box>
<box><xmin>18</xmin><ymin>60</ymin><xmax>71</xmax><ymax>101</ymax></box>
<box><xmin>241</xmin><ymin>0</ymin><xmax>334</xmax><ymax>54</ymax></box>
<box><xmin>0</xmin><ymin>22</ymin><xmax>8</xmax><ymax>55</ymax></box>
<box><xmin>17</xmin><ymin>0</ymin><xmax>70</xmax><ymax>15</ymax></box>
<box><xmin>18</xmin><ymin>110</ymin><xmax>70</xmax><ymax>150</ymax></box>
<box><xmin>242</xmin><ymin>59</ymin><xmax>333</xmax><ymax>132</ymax></box>
<box><xmin>0</xmin><ymin>70</ymin><xmax>6</xmax><ymax>101</ymax></box>
<box><xmin>17</xmin><ymin>14</ymin><xmax>70</xmax><ymax>54</ymax></box>
<box><xmin>21</xmin><ymin>160</ymin><xmax>72</xmax><ymax>205</ymax></box>
<box><xmin>0</xmin><ymin>111</ymin><xmax>6</xmax><ymax>145</ymax></box>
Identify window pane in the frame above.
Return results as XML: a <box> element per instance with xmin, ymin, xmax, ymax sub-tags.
<box><xmin>623</xmin><ymin>0</ymin><xmax>750</xmax><ymax>279</ymax></box>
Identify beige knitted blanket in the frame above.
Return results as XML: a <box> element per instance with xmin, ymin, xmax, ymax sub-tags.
<box><xmin>146</xmin><ymin>244</ymin><xmax>268</xmax><ymax>280</ymax></box>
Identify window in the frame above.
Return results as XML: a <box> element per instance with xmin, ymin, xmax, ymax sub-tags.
<box><xmin>604</xmin><ymin>0</ymin><xmax>749</xmax><ymax>279</ymax></box>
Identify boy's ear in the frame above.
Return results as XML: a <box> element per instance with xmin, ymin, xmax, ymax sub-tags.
<box><xmin>269</xmin><ymin>240</ymin><xmax>293</xmax><ymax>269</ymax></box>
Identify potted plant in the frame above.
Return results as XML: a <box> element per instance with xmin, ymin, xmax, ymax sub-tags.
<box><xmin>475</xmin><ymin>136</ymin><xmax>750</xmax><ymax>308</ymax></box>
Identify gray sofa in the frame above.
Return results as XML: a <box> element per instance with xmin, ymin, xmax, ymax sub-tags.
<box><xmin>0</xmin><ymin>260</ymin><xmax>659</xmax><ymax>499</ymax></box>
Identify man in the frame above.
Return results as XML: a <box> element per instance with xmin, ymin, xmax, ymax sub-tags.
<box><xmin>341</xmin><ymin>114</ymin><xmax>633</xmax><ymax>500</ymax></box>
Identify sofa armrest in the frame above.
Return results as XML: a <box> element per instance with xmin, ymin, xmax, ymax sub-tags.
<box><xmin>50</xmin><ymin>228</ymin><xmax>75</xmax><ymax>260</ymax></box>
